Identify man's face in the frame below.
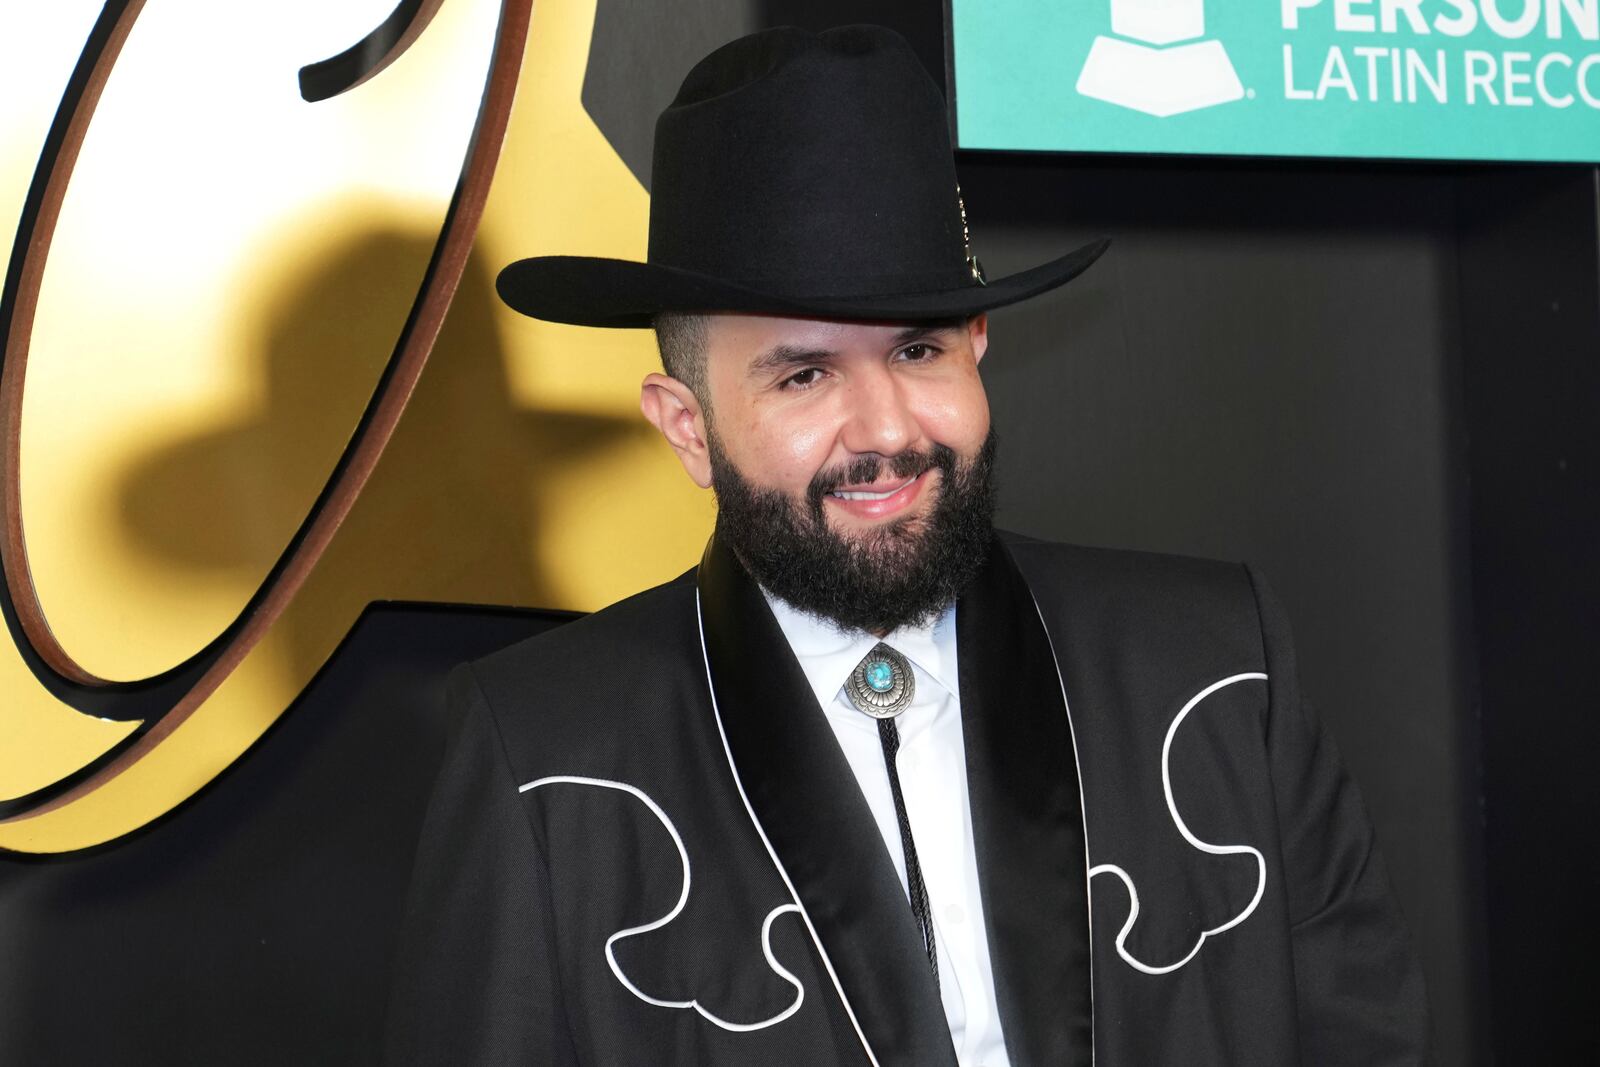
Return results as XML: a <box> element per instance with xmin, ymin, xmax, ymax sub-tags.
<box><xmin>699</xmin><ymin>314</ymin><xmax>992</xmax><ymax>536</ymax></box>
<box><xmin>642</xmin><ymin>313</ymin><xmax>996</xmax><ymax>633</ymax></box>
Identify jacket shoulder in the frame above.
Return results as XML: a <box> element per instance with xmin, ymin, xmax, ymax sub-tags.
<box><xmin>1001</xmin><ymin>531</ymin><xmax>1256</xmax><ymax>616</ymax></box>
<box><xmin>1000</xmin><ymin>532</ymin><xmax>1272</xmax><ymax>679</ymax></box>
<box><xmin>459</xmin><ymin>568</ymin><xmax>704</xmax><ymax>756</ymax></box>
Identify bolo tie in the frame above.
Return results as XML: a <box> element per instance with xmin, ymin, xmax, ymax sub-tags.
<box><xmin>845</xmin><ymin>642</ymin><xmax>939</xmax><ymax>990</ymax></box>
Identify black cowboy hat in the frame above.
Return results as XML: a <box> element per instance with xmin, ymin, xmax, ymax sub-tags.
<box><xmin>496</xmin><ymin>24</ymin><xmax>1108</xmax><ymax>328</ymax></box>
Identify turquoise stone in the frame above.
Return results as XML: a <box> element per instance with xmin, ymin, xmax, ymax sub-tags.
<box><xmin>865</xmin><ymin>660</ymin><xmax>895</xmax><ymax>693</ymax></box>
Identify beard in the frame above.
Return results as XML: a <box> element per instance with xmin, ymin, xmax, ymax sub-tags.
<box><xmin>708</xmin><ymin>426</ymin><xmax>998</xmax><ymax>634</ymax></box>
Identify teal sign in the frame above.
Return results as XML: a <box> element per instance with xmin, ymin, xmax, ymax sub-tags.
<box><xmin>951</xmin><ymin>0</ymin><xmax>1600</xmax><ymax>161</ymax></box>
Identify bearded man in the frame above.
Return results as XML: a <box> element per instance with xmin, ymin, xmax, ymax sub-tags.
<box><xmin>385</xmin><ymin>25</ymin><xmax>1427</xmax><ymax>1067</ymax></box>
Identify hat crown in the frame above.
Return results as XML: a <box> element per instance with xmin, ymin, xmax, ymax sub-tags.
<box><xmin>493</xmin><ymin>25</ymin><xmax>1108</xmax><ymax>328</ymax></box>
<box><xmin>647</xmin><ymin>26</ymin><xmax>972</xmax><ymax>300</ymax></box>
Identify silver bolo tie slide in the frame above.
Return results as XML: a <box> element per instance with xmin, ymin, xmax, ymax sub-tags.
<box><xmin>845</xmin><ymin>642</ymin><xmax>916</xmax><ymax>718</ymax></box>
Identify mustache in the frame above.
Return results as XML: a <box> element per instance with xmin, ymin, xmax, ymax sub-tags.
<box><xmin>804</xmin><ymin>444</ymin><xmax>957</xmax><ymax>517</ymax></box>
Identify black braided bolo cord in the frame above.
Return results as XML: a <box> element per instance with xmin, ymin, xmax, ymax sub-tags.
<box><xmin>877</xmin><ymin>715</ymin><xmax>939</xmax><ymax>990</ymax></box>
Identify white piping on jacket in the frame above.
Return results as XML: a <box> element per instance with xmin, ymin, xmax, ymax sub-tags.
<box><xmin>1030</xmin><ymin>593</ymin><xmax>1099</xmax><ymax>1066</ymax></box>
<box><xmin>694</xmin><ymin>591</ymin><xmax>883</xmax><ymax>1067</ymax></box>
<box><xmin>1087</xmin><ymin>672</ymin><xmax>1270</xmax><ymax>975</ymax></box>
<box><xmin>519</xmin><ymin>774</ymin><xmax>805</xmax><ymax>1032</ymax></box>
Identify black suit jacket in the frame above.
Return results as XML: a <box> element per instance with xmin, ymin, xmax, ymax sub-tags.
<box><xmin>385</xmin><ymin>533</ymin><xmax>1428</xmax><ymax>1065</ymax></box>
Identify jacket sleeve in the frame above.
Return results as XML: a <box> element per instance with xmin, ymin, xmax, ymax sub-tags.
<box><xmin>1247</xmin><ymin>566</ymin><xmax>1431</xmax><ymax>1065</ymax></box>
<box><xmin>383</xmin><ymin>663</ymin><xmax>574</xmax><ymax>1065</ymax></box>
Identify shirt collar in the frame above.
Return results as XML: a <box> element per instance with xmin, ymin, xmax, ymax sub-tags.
<box><xmin>761</xmin><ymin>589</ymin><xmax>959</xmax><ymax>714</ymax></box>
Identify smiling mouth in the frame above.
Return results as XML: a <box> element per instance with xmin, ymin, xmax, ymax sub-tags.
<box><xmin>819</xmin><ymin>471</ymin><xmax>934</xmax><ymax>523</ymax></box>
<box><xmin>828</xmin><ymin>475</ymin><xmax>919</xmax><ymax>501</ymax></box>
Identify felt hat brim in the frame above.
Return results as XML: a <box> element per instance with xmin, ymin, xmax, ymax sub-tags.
<box><xmin>495</xmin><ymin>238</ymin><xmax>1110</xmax><ymax>329</ymax></box>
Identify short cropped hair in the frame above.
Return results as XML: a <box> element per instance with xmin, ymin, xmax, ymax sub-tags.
<box><xmin>653</xmin><ymin>312</ymin><xmax>710</xmax><ymax>408</ymax></box>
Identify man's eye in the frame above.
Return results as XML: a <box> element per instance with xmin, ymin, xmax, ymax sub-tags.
<box><xmin>783</xmin><ymin>367</ymin><xmax>824</xmax><ymax>389</ymax></box>
<box><xmin>899</xmin><ymin>343</ymin><xmax>938</xmax><ymax>361</ymax></box>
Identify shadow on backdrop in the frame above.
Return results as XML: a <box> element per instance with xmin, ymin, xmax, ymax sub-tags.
<box><xmin>115</xmin><ymin>226</ymin><xmax>644</xmax><ymax>685</ymax></box>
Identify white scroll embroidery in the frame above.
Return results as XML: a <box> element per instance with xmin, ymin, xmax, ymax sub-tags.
<box><xmin>1088</xmin><ymin>672</ymin><xmax>1270</xmax><ymax>975</ymax></box>
<box><xmin>519</xmin><ymin>774</ymin><xmax>805</xmax><ymax>1031</ymax></box>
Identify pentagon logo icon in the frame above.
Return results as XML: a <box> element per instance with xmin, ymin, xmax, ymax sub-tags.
<box><xmin>1076</xmin><ymin>0</ymin><xmax>1245</xmax><ymax>117</ymax></box>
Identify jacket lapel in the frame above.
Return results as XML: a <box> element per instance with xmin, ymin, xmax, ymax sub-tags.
<box><xmin>957</xmin><ymin>538</ymin><xmax>1094</xmax><ymax>1066</ymax></box>
<box><xmin>697</xmin><ymin>536</ymin><xmax>957</xmax><ymax>1067</ymax></box>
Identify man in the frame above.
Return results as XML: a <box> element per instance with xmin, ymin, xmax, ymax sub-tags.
<box><xmin>386</xmin><ymin>25</ymin><xmax>1427</xmax><ymax>1066</ymax></box>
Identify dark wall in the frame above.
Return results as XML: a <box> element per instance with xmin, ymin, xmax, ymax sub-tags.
<box><xmin>1456</xmin><ymin>169</ymin><xmax>1600</xmax><ymax>1063</ymax></box>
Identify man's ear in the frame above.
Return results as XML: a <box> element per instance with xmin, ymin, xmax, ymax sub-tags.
<box><xmin>968</xmin><ymin>312</ymin><xmax>990</xmax><ymax>365</ymax></box>
<box><xmin>640</xmin><ymin>373</ymin><xmax>713</xmax><ymax>488</ymax></box>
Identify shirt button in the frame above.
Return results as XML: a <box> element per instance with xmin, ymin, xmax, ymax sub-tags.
<box><xmin>945</xmin><ymin>904</ymin><xmax>966</xmax><ymax>926</ymax></box>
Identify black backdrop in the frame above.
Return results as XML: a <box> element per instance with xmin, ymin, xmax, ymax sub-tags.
<box><xmin>3</xmin><ymin>3</ymin><xmax>1597</xmax><ymax>1064</ymax></box>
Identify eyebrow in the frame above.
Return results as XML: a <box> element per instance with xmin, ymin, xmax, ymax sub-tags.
<box><xmin>748</xmin><ymin>344</ymin><xmax>837</xmax><ymax>378</ymax></box>
<box><xmin>892</xmin><ymin>321</ymin><xmax>964</xmax><ymax>344</ymax></box>
<box><xmin>747</xmin><ymin>321</ymin><xmax>967</xmax><ymax>379</ymax></box>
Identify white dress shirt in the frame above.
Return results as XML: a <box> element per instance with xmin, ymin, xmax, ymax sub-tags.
<box><xmin>762</xmin><ymin>591</ymin><xmax>1013</xmax><ymax>1067</ymax></box>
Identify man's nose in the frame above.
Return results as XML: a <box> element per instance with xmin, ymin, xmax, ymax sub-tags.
<box><xmin>838</xmin><ymin>367</ymin><xmax>916</xmax><ymax>457</ymax></box>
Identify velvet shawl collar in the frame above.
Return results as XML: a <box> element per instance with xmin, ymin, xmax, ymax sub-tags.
<box><xmin>696</xmin><ymin>533</ymin><xmax>1093</xmax><ymax>1066</ymax></box>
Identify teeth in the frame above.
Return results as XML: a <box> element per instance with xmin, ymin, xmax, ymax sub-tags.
<box><xmin>831</xmin><ymin>477</ymin><xmax>914</xmax><ymax>501</ymax></box>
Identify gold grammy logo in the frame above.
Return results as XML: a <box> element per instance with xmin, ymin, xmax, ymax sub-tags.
<box><xmin>0</xmin><ymin>0</ymin><xmax>713</xmax><ymax>854</ymax></box>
